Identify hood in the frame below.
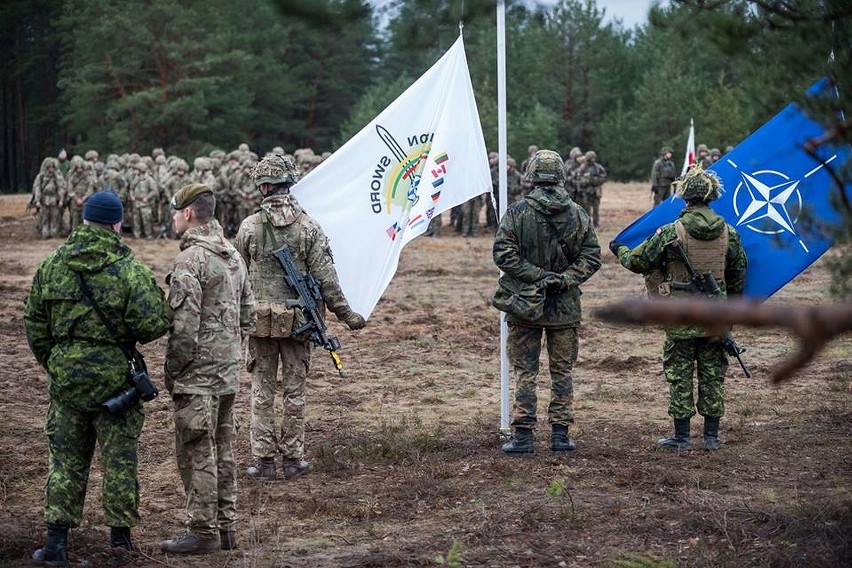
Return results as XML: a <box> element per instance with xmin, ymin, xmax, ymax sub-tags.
<box><xmin>525</xmin><ymin>184</ymin><xmax>571</xmax><ymax>216</ymax></box>
<box><xmin>679</xmin><ymin>205</ymin><xmax>726</xmax><ymax>240</ymax></box>
<box><xmin>60</xmin><ymin>224</ymin><xmax>132</xmax><ymax>273</ymax></box>
<box><xmin>179</xmin><ymin>220</ymin><xmax>231</xmax><ymax>257</ymax></box>
<box><xmin>260</xmin><ymin>194</ymin><xmax>303</xmax><ymax>227</ymax></box>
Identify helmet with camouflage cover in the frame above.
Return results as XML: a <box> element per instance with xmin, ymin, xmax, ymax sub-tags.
<box><xmin>661</xmin><ymin>146</ymin><xmax>673</xmax><ymax>155</ymax></box>
<box><xmin>238</xmin><ymin>143</ymin><xmax>250</xmax><ymax>153</ymax></box>
<box><xmin>585</xmin><ymin>150</ymin><xmax>597</xmax><ymax>161</ymax></box>
<box><xmin>252</xmin><ymin>153</ymin><xmax>299</xmax><ymax>188</ymax></box>
<box><xmin>568</xmin><ymin>147</ymin><xmax>583</xmax><ymax>160</ymax></box>
<box><xmin>175</xmin><ymin>158</ymin><xmax>189</xmax><ymax>173</ymax></box>
<box><xmin>674</xmin><ymin>163</ymin><xmax>721</xmax><ymax>203</ymax></box>
<box><xmin>271</xmin><ymin>146</ymin><xmax>285</xmax><ymax>156</ymax></box>
<box><xmin>209</xmin><ymin>149</ymin><xmax>226</xmax><ymax>160</ymax></box>
<box><xmin>152</xmin><ymin>147</ymin><xmax>165</xmax><ymax>158</ymax></box>
<box><xmin>507</xmin><ymin>157</ymin><xmax>517</xmax><ymax>168</ymax></box>
<box><xmin>71</xmin><ymin>155</ymin><xmax>85</xmax><ymax>169</ymax></box>
<box><xmin>193</xmin><ymin>157</ymin><xmax>210</xmax><ymax>172</ymax></box>
<box><xmin>697</xmin><ymin>143</ymin><xmax>709</xmax><ymax>154</ymax></box>
<box><xmin>84</xmin><ymin>150</ymin><xmax>99</xmax><ymax>161</ymax></box>
<box><xmin>135</xmin><ymin>161</ymin><xmax>148</xmax><ymax>173</ymax></box>
<box><xmin>523</xmin><ymin>149</ymin><xmax>565</xmax><ymax>185</ymax></box>
<box><xmin>709</xmin><ymin>147</ymin><xmax>721</xmax><ymax>157</ymax></box>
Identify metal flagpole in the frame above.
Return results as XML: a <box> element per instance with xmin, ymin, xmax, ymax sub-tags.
<box><xmin>496</xmin><ymin>1</ymin><xmax>510</xmax><ymax>437</ymax></box>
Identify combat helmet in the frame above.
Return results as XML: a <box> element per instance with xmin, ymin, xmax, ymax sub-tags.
<box><xmin>568</xmin><ymin>147</ymin><xmax>583</xmax><ymax>160</ymax></box>
<box><xmin>252</xmin><ymin>153</ymin><xmax>299</xmax><ymax>187</ymax></box>
<box><xmin>697</xmin><ymin>143</ymin><xmax>709</xmax><ymax>154</ymax></box>
<box><xmin>523</xmin><ymin>150</ymin><xmax>565</xmax><ymax>185</ymax></box>
<box><xmin>674</xmin><ymin>163</ymin><xmax>721</xmax><ymax>203</ymax></box>
<box><xmin>585</xmin><ymin>150</ymin><xmax>597</xmax><ymax>161</ymax></box>
<box><xmin>709</xmin><ymin>148</ymin><xmax>721</xmax><ymax>158</ymax></box>
<box><xmin>84</xmin><ymin>150</ymin><xmax>99</xmax><ymax>161</ymax></box>
<box><xmin>660</xmin><ymin>146</ymin><xmax>673</xmax><ymax>155</ymax></box>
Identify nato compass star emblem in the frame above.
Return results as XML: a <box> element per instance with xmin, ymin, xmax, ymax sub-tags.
<box><xmin>726</xmin><ymin>154</ymin><xmax>838</xmax><ymax>253</ymax></box>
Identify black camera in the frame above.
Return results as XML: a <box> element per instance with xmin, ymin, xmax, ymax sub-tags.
<box><xmin>102</xmin><ymin>360</ymin><xmax>159</xmax><ymax>416</ymax></box>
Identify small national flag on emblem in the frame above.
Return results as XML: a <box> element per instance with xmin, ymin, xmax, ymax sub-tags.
<box><xmin>426</xmin><ymin>208</ymin><xmax>435</xmax><ymax>219</ymax></box>
<box><xmin>386</xmin><ymin>222</ymin><xmax>400</xmax><ymax>241</ymax></box>
<box><xmin>434</xmin><ymin>152</ymin><xmax>448</xmax><ymax>164</ymax></box>
<box><xmin>431</xmin><ymin>190</ymin><xmax>442</xmax><ymax>201</ymax></box>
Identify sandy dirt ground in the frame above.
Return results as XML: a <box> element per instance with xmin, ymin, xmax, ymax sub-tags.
<box><xmin>0</xmin><ymin>183</ymin><xmax>849</xmax><ymax>567</ymax></box>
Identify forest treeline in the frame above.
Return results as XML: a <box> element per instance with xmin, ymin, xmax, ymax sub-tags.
<box><xmin>1</xmin><ymin>0</ymin><xmax>848</xmax><ymax>192</ymax></box>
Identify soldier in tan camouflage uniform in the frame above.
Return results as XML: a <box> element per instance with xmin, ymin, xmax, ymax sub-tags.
<box><xmin>65</xmin><ymin>156</ymin><xmax>96</xmax><ymax>232</ymax></box>
<box><xmin>575</xmin><ymin>150</ymin><xmax>607</xmax><ymax>228</ymax></box>
<box><xmin>235</xmin><ymin>154</ymin><xmax>365</xmax><ymax>479</ymax></box>
<box><xmin>31</xmin><ymin>157</ymin><xmax>67</xmax><ymax>239</ymax></box>
<box><xmin>161</xmin><ymin>183</ymin><xmax>256</xmax><ymax>555</ymax></box>
<box><xmin>129</xmin><ymin>162</ymin><xmax>158</xmax><ymax>238</ymax></box>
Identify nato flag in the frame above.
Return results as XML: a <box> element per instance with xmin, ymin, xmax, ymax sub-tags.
<box><xmin>615</xmin><ymin>79</ymin><xmax>850</xmax><ymax>300</ymax></box>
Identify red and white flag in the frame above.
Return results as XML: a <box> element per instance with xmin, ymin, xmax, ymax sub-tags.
<box><xmin>681</xmin><ymin>117</ymin><xmax>695</xmax><ymax>176</ymax></box>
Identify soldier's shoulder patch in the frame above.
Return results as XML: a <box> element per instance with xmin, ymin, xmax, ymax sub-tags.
<box><xmin>656</xmin><ymin>227</ymin><xmax>663</xmax><ymax>235</ymax></box>
<box><xmin>168</xmin><ymin>277</ymin><xmax>188</xmax><ymax>310</ymax></box>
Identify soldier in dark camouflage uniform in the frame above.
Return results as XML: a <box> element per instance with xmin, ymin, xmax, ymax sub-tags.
<box><xmin>575</xmin><ymin>150</ymin><xmax>606</xmax><ymax>228</ymax></box>
<box><xmin>695</xmin><ymin>144</ymin><xmax>713</xmax><ymax>169</ymax></box>
<box><xmin>24</xmin><ymin>191</ymin><xmax>169</xmax><ymax>566</ymax></box>
<box><xmin>235</xmin><ymin>155</ymin><xmax>365</xmax><ymax>479</ymax></box>
<box><xmin>650</xmin><ymin>146</ymin><xmax>677</xmax><ymax>206</ymax></box>
<box><xmin>493</xmin><ymin>150</ymin><xmax>602</xmax><ymax>455</ymax></box>
<box><xmin>161</xmin><ymin>184</ymin><xmax>256</xmax><ymax>555</ymax></box>
<box><xmin>610</xmin><ymin>165</ymin><xmax>747</xmax><ymax>450</ymax></box>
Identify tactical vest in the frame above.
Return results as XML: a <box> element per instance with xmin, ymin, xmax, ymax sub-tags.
<box><xmin>666</xmin><ymin>220</ymin><xmax>728</xmax><ymax>297</ymax></box>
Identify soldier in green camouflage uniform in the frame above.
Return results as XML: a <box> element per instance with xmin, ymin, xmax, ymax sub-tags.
<box><xmin>610</xmin><ymin>164</ymin><xmax>747</xmax><ymax>450</ymax></box>
<box><xmin>575</xmin><ymin>150</ymin><xmax>606</xmax><ymax>228</ymax></box>
<box><xmin>493</xmin><ymin>150</ymin><xmax>602</xmax><ymax>455</ymax></box>
<box><xmin>24</xmin><ymin>191</ymin><xmax>169</xmax><ymax>565</ymax></box>
<box><xmin>129</xmin><ymin>162</ymin><xmax>158</xmax><ymax>238</ymax></box>
<box><xmin>563</xmin><ymin>147</ymin><xmax>584</xmax><ymax>202</ymax></box>
<box><xmin>161</xmin><ymin>184</ymin><xmax>256</xmax><ymax>555</ymax></box>
<box><xmin>65</xmin><ymin>156</ymin><xmax>96</xmax><ymax>233</ymax></box>
<box><xmin>650</xmin><ymin>146</ymin><xmax>677</xmax><ymax>206</ymax></box>
<box><xmin>235</xmin><ymin>154</ymin><xmax>366</xmax><ymax>479</ymax></box>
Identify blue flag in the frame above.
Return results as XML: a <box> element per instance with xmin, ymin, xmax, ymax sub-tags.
<box><xmin>616</xmin><ymin>79</ymin><xmax>851</xmax><ymax>300</ymax></box>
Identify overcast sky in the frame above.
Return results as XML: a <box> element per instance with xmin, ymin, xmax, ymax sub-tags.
<box><xmin>532</xmin><ymin>0</ymin><xmax>658</xmax><ymax>30</ymax></box>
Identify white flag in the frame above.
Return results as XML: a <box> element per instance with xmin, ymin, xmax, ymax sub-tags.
<box><xmin>681</xmin><ymin>117</ymin><xmax>695</xmax><ymax>176</ymax></box>
<box><xmin>292</xmin><ymin>36</ymin><xmax>491</xmax><ymax>317</ymax></box>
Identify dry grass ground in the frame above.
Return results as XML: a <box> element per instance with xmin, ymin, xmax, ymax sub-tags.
<box><xmin>0</xmin><ymin>184</ymin><xmax>849</xmax><ymax>567</ymax></box>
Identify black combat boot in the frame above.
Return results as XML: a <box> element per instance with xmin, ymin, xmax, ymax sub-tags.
<box><xmin>108</xmin><ymin>527</ymin><xmax>133</xmax><ymax>566</ymax></box>
<box><xmin>551</xmin><ymin>424</ymin><xmax>576</xmax><ymax>452</ymax></box>
<box><xmin>657</xmin><ymin>418</ymin><xmax>692</xmax><ymax>450</ymax></box>
<box><xmin>160</xmin><ymin>532</ymin><xmax>220</xmax><ymax>555</ymax></box>
<box><xmin>703</xmin><ymin>416</ymin><xmax>721</xmax><ymax>450</ymax></box>
<box><xmin>32</xmin><ymin>523</ymin><xmax>68</xmax><ymax>566</ymax></box>
<box><xmin>220</xmin><ymin>530</ymin><xmax>237</xmax><ymax>550</ymax></box>
<box><xmin>246</xmin><ymin>457</ymin><xmax>276</xmax><ymax>479</ymax></box>
<box><xmin>282</xmin><ymin>458</ymin><xmax>312</xmax><ymax>479</ymax></box>
<box><xmin>501</xmin><ymin>428</ymin><xmax>534</xmax><ymax>455</ymax></box>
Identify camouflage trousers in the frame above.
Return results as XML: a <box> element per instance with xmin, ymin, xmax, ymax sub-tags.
<box><xmin>663</xmin><ymin>337</ymin><xmax>728</xmax><ymax>420</ymax></box>
<box><xmin>586</xmin><ymin>189</ymin><xmax>601</xmax><ymax>227</ymax></box>
<box><xmin>247</xmin><ymin>336</ymin><xmax>311</xmax><ymax>460</ymax></box>
<box><xmin>460</xmin><ymin>195</ymin><xmax>482</xmax><ymax>236</ymax></box>
<box><xmin>39</xmin><ymin>206</ymin><xmax>63</xmax><ymax>239</ymax></box>
<box><xmin>68</xmin><ymin>202</ymin><xmax>83</xmax><ymax>233</ymax></box>
<box><xmin>424</xmin><ymin>212</ymin><xmax>441</xmax><ymax>237</ymax></box>
<box><xmin>508</xmin><ymin>324</ymin><xmax>578</xmax><ymax>428</ymax></box>
<box><xmin>652</xmin><ymin>185</ymin><xmax>672</xmax><ymax>206</ymax></box>
<box><xmin>173</xmin><ymin>393</ymin><xmax>236</xmax><ymax>538</ymax></box>
<box><xmin>131</xmin><ymin>205</ymin><xmax>154</xmax><ymax>238</ymax></box>
<box><xmin>43</xmin><ymin>400</ymin><xmax>144</xmax><ymax>528</ymax></box>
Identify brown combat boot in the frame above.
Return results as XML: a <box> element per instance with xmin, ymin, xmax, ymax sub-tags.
<box><xmin>246</xmin><ymin>457</ymin><xmax>276</xmax><ymax>479</ymax></box>
<box><xmin>282</xmin><ymin>458</ymin><xmax>311</xmax><ymax>479</ymax></box>
<box><xmin>160</xmin><ymin>532</ymin><xmax>219</xmax><ymax>555</ymax></box>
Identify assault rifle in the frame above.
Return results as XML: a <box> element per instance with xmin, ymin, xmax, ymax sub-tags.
<box><xmin>669</xmin><ymin>240</ymin><xmax>751</xmax><ymax>378</ymax></box>
<box><xmin>272</xmin><ymin>244</ymin><xmax>345</xmax><ymax>377</ymax></box>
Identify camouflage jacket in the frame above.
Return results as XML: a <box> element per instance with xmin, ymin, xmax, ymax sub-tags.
<box><xmin>67</xmin><ymin>169</ymin><xmax>96</xmax><ymax>204</ymax></box>
<box><xmin>493</xmin><ymin>184</ymin><xmax>602</xmax><ymax>327</ymax></box>
<box><xmin>24</xmin><ymin>224</ymin><xmax>170</xmax><ymax>410</ymax></box>
<box><xmin>615</xmin><ymin>205</ymin><xmax>747</xmax><ymax>339</ymax></box>
<box><xmin>234</xmin><ymin>193</ymin><xmax>353</xmax><ymax>338</ymax></box>
<box><xmin>576</xmin><ymin>162</ymin><xmax>607</xmax><ymax>192</ymax></box>
<box><xmin>32</xmin><ymin>172</ymin><xmax>67</xmax><ymax>207</ymax></box>
<box><xmin>650</xmin><ymin>157</ymin><xmax>677</xmax><ymax>189</ymax></box>
<box><xmin>165</xmin><ymin>221</ymin><xmax>256</xmax><ymax>395</ymax></box>
<box><xmin>129</xmin><ymin>173</ymin><xmax>158</xmax><ymax>206</ymax></box>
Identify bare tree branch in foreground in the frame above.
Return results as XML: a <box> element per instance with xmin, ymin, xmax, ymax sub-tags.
<box><xmin>595</xmin><ymin>298</ymin><xmax>852</xmax><ymax>384</ymax></box>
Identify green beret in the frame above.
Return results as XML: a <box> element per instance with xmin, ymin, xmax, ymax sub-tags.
<box><xmin>171</xmin><ymin>183</ymin><xmax>212</xmax><ymax>210</ymax></box>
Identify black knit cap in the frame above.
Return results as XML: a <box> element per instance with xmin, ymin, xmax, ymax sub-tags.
<box><xmin>83</xmin><ymin>191</ymin><xmax>123</xmax><ymax>225</ymax></box>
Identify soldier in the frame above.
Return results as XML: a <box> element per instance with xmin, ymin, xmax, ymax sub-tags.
<box><xmin>129</xmin><ymin>162</ymin><xmax>158</xmax><ymax>238</ymax></box>
<box><xmin>709</xmin><ymin>147</ymin><xmax>721</xmax><ymax>164</ymax></box>
<box><xmin>24</xmin><ymin>191</ymin><xmax>169</xmax><ymax>566</ymax></box>
<box><xmin>650</xmin><ymin>146</ymin><xmax>677</xmax><ymax>206</ymax></box>
<box><xmin>161</xmin><ymin>184</ymin><xmax>255</xmax><ymax>555</ymax></box>
<box><xmin>519</xmin><ymin>144</ymin><xmax>539</xmax><ymax>194</ymax></box>
<box><xmin>31</xmin><ymin>157</ymin><xmax>67</xmax><ymax>239</ymax></box>
<box><xmin>563</xmin><ymin>147</ymin><xmax>584</xmax><ymax>202</ymax></box>
<box><xmin>161</xmin><ymin>159</ymin><xmax>190</xmax><ymax>238</ymax></box>
<box><xmin>65</xmin><ymin>156</ymin><xmax>96</xmax><ymax>232</ymax></box>
<box><xmin>695</xmin><ymin>144</ymin><xmax>712</xmax><ymax>169</ymax></box>
<box><xmin>609</xmin><ymin>164</ymin><xmax>747</xmax><ymax>451</ymax></box>
<box><xmin>235</xmin><ymin>154</ymin><xmax>365</xmax><ymax>479</ymax></box>
<box><xmin>459</xmin><ymin>193</ymin><xmax>482</xmax><ymax>237</ymax></box>
<box><xmin>493</xmin><ymin>150</ymin><xmax>601</xmax><ymax>455</ymax></box>
<box><xmin>506</xmin><ymin>157</ymin><xmax>524</xmax><ymax>204</ymax></box>
<box><xmin>575</xmin><ymin>150</ymin><xmax>607</xmax><ymax>228</ymax></box>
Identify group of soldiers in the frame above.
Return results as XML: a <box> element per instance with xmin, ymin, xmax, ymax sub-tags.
<box><xmin>29</xmin><ymin>145</ymin><xmax>329</xmax><ymax>240</ymax></box>
<box><xmin>650</xmin><ymin>143</ymin><xmax>725</xmax><ymax>205</ymax></box>
<box><xmin>425</xmin><ymin>143</ymin><xmax>608</xmax><ymax>237</ymax></box>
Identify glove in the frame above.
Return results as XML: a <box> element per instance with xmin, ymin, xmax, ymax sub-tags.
<box><xmin>344</xmin><ymin>311</ymin><xmax>366</xmax><ymax>331</ymax></box>
<box><xmin>541</xmin><ymin>271</ymin><xmax>567</xmax><ymax>292</ymax></box>
<box><xmin>608</xmin><ymin>240</ymin><xmax>625</xmax><ymax>256</ymax></box>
